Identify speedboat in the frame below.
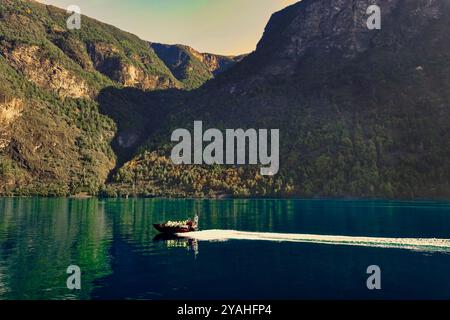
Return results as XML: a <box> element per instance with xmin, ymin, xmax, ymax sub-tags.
<box><xmin>153</xmin><ymin>216</ymin><xmax>198</xmax><ymax>234</ymax></box>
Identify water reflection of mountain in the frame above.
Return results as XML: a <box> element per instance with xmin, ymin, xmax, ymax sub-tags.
<box><xmin>0</xmin><ymin>198</ymin><xmax>112</xmax><ymax>299</ymax></box>
<box><xmin>0</xmin><ymin>198</ymin><xmax>297</xmax><ymax>298</ymax></box>
<box><xmin>2</xmin><ymin>198</ymin><xmax>450</xmax><ymax>299</ymax></box>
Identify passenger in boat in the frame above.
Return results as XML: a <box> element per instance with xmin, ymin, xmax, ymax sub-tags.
<box><xmin>186</xmin><ymin>215</ymin><xmax>199</xmax><ymax>231</ymax></box>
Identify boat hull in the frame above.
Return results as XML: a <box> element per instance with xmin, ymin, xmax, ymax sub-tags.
<box><xmin>153</xmin><ymin>224</ymin><xmax>194</xmax><ymax>234</ymax></box>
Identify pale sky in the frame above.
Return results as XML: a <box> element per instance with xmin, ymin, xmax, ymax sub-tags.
<box><xmin>37</xmin><ymin>0</ymin><xmax>299</xmax><ymax>55</ymax></box>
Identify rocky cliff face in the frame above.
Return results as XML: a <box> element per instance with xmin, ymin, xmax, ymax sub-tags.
<box><xmin>2</xmin><ymin>44</ymin><xmax>91</xmax><ymax>98</ymax></box>
<box><xmin>0</xmin><ymin>97</ymin><xmax>23</xmax><ymax>150</ymax></box>
<box><xmin>150</xmin><ymin>43</ymin><xmax>243</xmax><ymax>88</ymax></box>
<box><xmin>227</xmin><ymin>0</ymin><xmax>447</xmax><ymax>82</ymax></box>
<box><xmin>0</xmin><ymin>0</ymin><xmax>183</xmax><ymax>94</ymax></box>
<box><xmin>87</xmin><ymin>42</ymin><xmax>179</xmax><ymax>90</ymax></box>
<box><xmin>184</xmin><ymin>46</ymin><xmax>244</xmax><ymax>76</ymax></box>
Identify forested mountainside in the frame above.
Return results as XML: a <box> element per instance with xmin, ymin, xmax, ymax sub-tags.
<box><xmin>109</xmin><ymin>0</ymin><xmax>450</xmax><ymax>199</ymax></box>
<box><xmin>1</xmin><ymin>0</ymin><xmax>449</xmax><ymax>199</ymax></box>
<box><xmin>0</xmin><ymin>0</ymin><xmax>237</xmax><ymax>196</ymax></box>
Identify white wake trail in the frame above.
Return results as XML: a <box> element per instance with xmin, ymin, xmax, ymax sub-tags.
<box><xmin>177</xmin><ymin>230</ymin><xmax>450</xmax><ymax>252</ymax></box>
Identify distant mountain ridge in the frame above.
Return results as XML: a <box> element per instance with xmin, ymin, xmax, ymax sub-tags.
<box><xmin>150</xmin><ymin>43</ymin><xmax>245</xmax><ymax>89</ymax></box>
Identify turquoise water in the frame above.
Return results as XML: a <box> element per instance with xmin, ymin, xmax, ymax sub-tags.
<box><xmin>1</xmin><ymin>198</ymin><xmax>450</xmax><ymax>300</ymax></box>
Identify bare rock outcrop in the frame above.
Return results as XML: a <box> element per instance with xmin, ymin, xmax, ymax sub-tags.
<box><xmin>2</xmin><ymin>45</ymin><xmax>91</xmax><ymax>99</ymax></box>
<box><xmin>0</xmin><ymin>97</ymin><xmax>23</xmax><ymax>150</ymax></box>
<box><xmin>87</xmin><ymin>42</ymin><xmax>178</xmax><ymax>90</ymax></box>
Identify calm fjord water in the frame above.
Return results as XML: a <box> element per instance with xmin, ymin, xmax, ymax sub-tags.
<box><xmin>1</xmin><ymin>198</ymin><xmax>450</xmax><ymax>300</ymax></box>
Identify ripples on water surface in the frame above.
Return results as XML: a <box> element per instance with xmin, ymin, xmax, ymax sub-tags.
<box><xmin>1</xmin><ymin>198</ymin><xmax>450</xmax><ymax>300</ymax></box>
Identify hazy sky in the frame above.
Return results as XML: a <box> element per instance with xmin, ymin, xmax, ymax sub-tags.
<box><xmin>37</xmin><ymin>0</ymin><xmax>299</xmax><ymax>55</ymax></box>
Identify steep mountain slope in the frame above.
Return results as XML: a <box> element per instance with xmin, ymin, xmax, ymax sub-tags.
<box><xmin>150</xmin><ymin>43</ymin><xmax>244</xmax><ymax>89</ymax></box>
<box><xmin>0</xmin><ymin>0</ymin><xmax>180</xmax><ymax>196</ymax></box>
<box><xmin>112</xmin><ymin>0</ymin><xmax>450</xmax><ymax>199</ymax></box>
<box><xmin>0</xmin><ymin>0</ymin><xmax>180</xmax><ymax>92</ymax></box>
<box><xmin>2</xmin><ymin>0</ymin><xmax>449</xmax><ymax>199</ymax></box>
<box><xmin>0</xmin><ymin>0</ymin><xmax>247</xmax><ymax>196</ymax></box>
<box><xmin>0</xmin><ymin>51</ymin><xmax>116</xmax><ymax>196</ymax></box>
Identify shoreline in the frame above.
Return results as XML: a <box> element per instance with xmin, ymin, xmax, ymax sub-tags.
<box><xmin>1</xmin><ymin>196</ymin><xmax>450</xmax><ymax>203</ymax></box>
